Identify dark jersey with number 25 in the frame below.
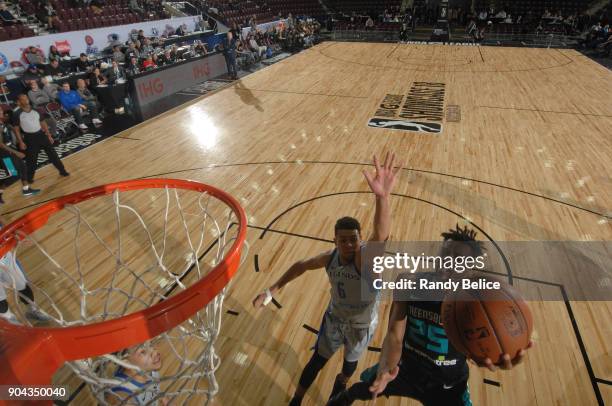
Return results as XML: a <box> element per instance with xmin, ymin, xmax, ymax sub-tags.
<box><xmin>402</xmin><ymin>292</ymin><xmax>469</xmax><ymax>386</ymax></box>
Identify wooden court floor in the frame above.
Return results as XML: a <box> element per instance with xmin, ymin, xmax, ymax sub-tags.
<box><xmin>1</xmin><ymin>42</ymin><xmax>611</xmax><ymax>405</ymax></box>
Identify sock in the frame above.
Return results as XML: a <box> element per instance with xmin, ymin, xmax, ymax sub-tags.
<box><xmin>22</xmin><ymin>185</ymin><xmax>29</xmax><ymax>191</ymax></box>
<box><xmin>18</xmin><ymin>285</ymin><xmax>34</xmax><ymax>305</ymax></box>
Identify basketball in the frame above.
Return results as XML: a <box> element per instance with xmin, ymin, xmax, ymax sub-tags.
<box><xmin>441</xmin><ymin>275</ymin><xmax>533</xmax><ymax>365</ymax></box>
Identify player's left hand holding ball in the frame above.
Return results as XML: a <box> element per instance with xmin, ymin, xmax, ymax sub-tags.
<box><xmin>475</xmin><ymin>340</ymin><xmax>535</xmax><ymax>372</ymax></box>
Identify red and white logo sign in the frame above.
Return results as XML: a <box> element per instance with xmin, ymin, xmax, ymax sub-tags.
<box><xmin>55</xmin><ymin>40</ymin><xmax>72</xmax><ymax>54</ymax></box>
<box><xmin>138</xmin><ymin>78</ymin><xmax>164</xmax><ymax>99</ymax></box>
<box><xmin>85</xmin><ymin>35</ymin><xmax>94</xmax><ymax>46</ymax></box>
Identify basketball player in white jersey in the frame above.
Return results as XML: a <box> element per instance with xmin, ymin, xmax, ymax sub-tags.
<box><xmin>0</xmin><ymin>222</ymin><xmax>50</xmax><ymax>325</ymax></box>
<box><xmin>253</xmin><ymin>152</ymin><xmax>402</xmax><ymax>405</ymax></box>
<box><xmin>107</xmin><ymin>343</ymin><xmax>169</xmax><ymax>406</ymax></box>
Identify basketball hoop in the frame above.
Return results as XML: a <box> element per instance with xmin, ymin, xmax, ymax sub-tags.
<box><xmin>0</xmin><ymin>179</ymin><xmax>247</xmax><ymax>405</ymax></box>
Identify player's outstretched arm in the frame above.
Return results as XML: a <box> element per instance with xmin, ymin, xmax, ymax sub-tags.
<box><xmin>252</xmin><ymin>250</ymin><xmax>333</xmax><ymax>308</ymax></box>
<box><xmin>369</xmin><ymin>301</ymin><xmax>407</xmax><ymax>398</ymax></box>
<box><xmin>363</xmin><ymin>152</ymin><xmax>402</xmax><ymax>242</ymax></box>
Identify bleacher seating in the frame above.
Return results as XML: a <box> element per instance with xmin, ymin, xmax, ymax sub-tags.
<box><xmin>0</xmin><ymin>0</ymin><xmax>167</xmax><ymax>38</ymax></box>
<box><xmin>266</xmin><ymin>0</ymin><xmax>326</xmax><ymax>18</ymax></box>
<box><xmin>326</xmin><ymin>0</ymin><xmax>401</xmax><ymax>16</ymax></box>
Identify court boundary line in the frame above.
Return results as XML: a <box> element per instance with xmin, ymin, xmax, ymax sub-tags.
<box><xmin>316</xmin><ymin>42</ymin><xmax>575</xmax><ymax>73</ymax></box>
<box><xmin>3</xmin><ymin>161</ymin><xmax>609</xmax><ymax>220</ymax></box>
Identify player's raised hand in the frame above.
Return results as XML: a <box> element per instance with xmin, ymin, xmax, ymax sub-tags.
<box><xmin>363</xmin><ymin>152</ymin><xmax>402</xmax><ymax>197</ymax></box>
<box><xmin>480</xmin><ymin>340</ymin><xmax>534</xmax><ymax>371</ymax></box>
<box><xmin>369</xmin><ymin>365</ymin><xmax>399</xmax><ymax>399</ymax></box>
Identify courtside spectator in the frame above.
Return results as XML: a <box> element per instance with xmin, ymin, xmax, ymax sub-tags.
<box><xmin>175</xmin><ymin>24</ymin><xmax>188</xmax><ymax>36</ymax></box>
<box><xmin>106</xmin><ymin>60</ymin><xmax>126</xmax><ymax>83</ymax></box>
<box><xmin>23</xmin><ymin>66</ymin><xmax>42</xmax><ymax>88</ymax></box>
<box><xmin>28</xmin><ymin>81</ymin><xmax>53</xmax><ymax>108</ymax></box>
<box><xmin>76</xmin><ymin>79</ymin><xmax>101</xmax><ymax>111</ymax></box>
<box><xmin>58</xmin><ymin>83</ymin><xmax>102</xmax><ymax>130</ymax></box>
<box><xmin>112</xmin><ymin>46</ymin><xmax>126</xmax><ymax>63</ymax></box>
<box><xmin>126</xmin><ymin>56</ymin><xmax>141</xmax><ymax>75</ymax></box>
<box><xmin>24</xmin><ymin>47</ymin><xmax>44</xmax><ymax>66</ymax></box>
<box><xmin>0</xmin><ymin>2</ymin><xmax>17</xmax><ymax>25</ymax></box>
<box><xmin>40</xmin><ymin>77</ymin><xmax>59</xmax><ymax>99</ymax></box>
<box><xmin>76</xmin><ymin>53</ymin><xmax>92</xmax><ymax>72</ymax></box>
<box><xmin>43</xmin><ymin>59</ymin><xmax>67</xmax><ymax>77</ymax></box>
<box><xmin>12</xmin><ymin>94</ymin><xmax>69</xmax><ymax>182</ymax></box>
<box><xmin>26</xmin><ymin>82</ymin><xmax>58</xmax><ymax>139</ymax></box>
<box><xmin>48</xmin><ymin>45</ymin><xmax>62</xmax><ymax>62</ymax></box>
<box><xmin>88</xmin><ymin>67</ymin><xmax>108</xmax><ymax>87</ymax></box>
<box><xmin>142</xmin><ymin>55</ymin><xmax>157</xmax><ymax>70</ymax></box>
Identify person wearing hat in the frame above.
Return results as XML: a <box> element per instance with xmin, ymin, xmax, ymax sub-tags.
<box><xmin>22</xmin><ymin>65</ymin><xmax>41</xmax><ymax>87</ymax></box>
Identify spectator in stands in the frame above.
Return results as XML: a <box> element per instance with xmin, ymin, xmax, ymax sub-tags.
<box><xmin>399</xmin><ymin>23</ymin><xmax>409</xmax><ymax>41</ymax></box>
<box><xmin>140</xmin><ymin>38</ymin><xmax>154</xmax><ymax>55</ymax></box>
<box><xmin>0</xmin><ymin>2</ymin><xmax>17</xmax><ymax>25</ymax></box>
<box><xmin>125</xmin><ymin>42</ymin><xmax>140</xmax><ymax>59</ymax></box>
<box><xmin>105</xmin><ymin>60</ymin><xmax>126</xmax><ymax>83</ymax></box>
<box><xmin>48</xmin><ymin>45</ymin><xmax>62</xmax><ymax>62</ymax></box>
<box><xmin>88</xmin><ymin>67</ymin><xmax>108</xmax><ymax>88</ymax></box>
<box><xmin>142</xmin><ymin>55</ymin><xmax>157</xmax><ymax>70</ymax></box>
<box><xmin>194</xmin><ymin>40</ymin><xmax>208</xmax><ymax>55</ymax></box>
<box><xmin>175</xmin><ymin>24</ymin><xmax>188</xmax><ymax>36</ymax></box>
<box><xmin>249</xmin><ymin>34</ymin><xmax>266</xmax><ymax>59</ymax></box>
<box><xmin>40</xmin><ymin>77</ymin><xmax>59</xmax><ymax>99</ymax></box>
<box><xmin>24</xmin><ymin>47</ymin><xmax>45</xmax><ymax>66</ymax></box>
<box><xmin>40</xmin><ymin>1</ymin><xmax>56</xmax><ymax>29</ymax></box>
<box><xmin>137</xmin><ymin>29</ymin><xmax>146</xmax><ymax>44</ymax></box>
<box><xmin>26</xmin><ymin>82</ymin><xmax>58</xmax><ymax>139</ymax></box>
<box><xmin>58</xmin><ymin>83</ymin><xmax>102</xmax><ymax>130</ymax></box>
<box><xmin>27</xmin><ymin>81</ymin><xmax>53</xmax><ymax>108</ymax></box>
<box><xmin>12</xmin><ymin>94</ymin><xmax>69</xmax><ymax>181</ymax></box>
<box><xmin>286</xmin><ymin>13</ymin><xmax>294</xmax><ymax>29</ymax></box>
<box><xmin>159</xmin><ymin>49</ymin><xmax>174</xmax><ymax>66</ymax></box>
<box><xmin>43</xmin><ymin>59</ymin><xmax>66</xmax><ymax>77</ymax></box>
<box><xmin>22</xmin><ymin>65</ymin><xmax>42</xmax><ymax>87</ymax></box>
<box><xmin>126</xmin><ymin>56</ymin><xmax>141</xmax><ymax>75</ymax></box>
<box><xmin>129</xmin><ymin>0</ymin><xmax>143</xmax><ymax>14</ymax></box>
<box><xmin>197</xmin><ymin>17</ymin><xmax>210</xmax><ymax>31</ymax></box>
<box><xmin>237</xmin><ymin>37</ymin><xmax>256</xmax><ymax>67</ymax></box>
<box><xmin>112</xmin><ymin>46</ymin><xmax>126</xmax><ymax>63</ymax></box>
<box><xmin>76</xmin><ymin>53</ymin><xmax>92</xmax><ymax>72</ymax></box>
<box><xmin>76</xmin><ymin>79</ymin><xmax>100</xmax><ymax>111</ymax></box>
<box><xmin>365</xmin><ymin>16</ymin><xmax>374</xmax><ymax>30</ymax></box>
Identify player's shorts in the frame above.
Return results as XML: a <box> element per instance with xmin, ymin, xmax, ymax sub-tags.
<box><xmin>315</xmin><ymin>310</ymin><xmax>377</xmax><ymax>362</ymax></box>
<box><xmin>0</xmin><ymin>148</ymin><xmax>27</xmax><ymax>182</ymax></box>
<box><xmin>351</xmin><ymin>363</ymin><xmax>472</xmax><ymax>406</ymax></box>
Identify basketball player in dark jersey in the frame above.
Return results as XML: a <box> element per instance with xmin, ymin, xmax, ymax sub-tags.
<box><xmin>253</xmin><ymin>152</ymin><xmax>402</xmax><ymax>405</ymax></box>
<box><xmin>329</xmin><ymin>225</ymin><xmax>533</xmax><ymax>405</ymax></box>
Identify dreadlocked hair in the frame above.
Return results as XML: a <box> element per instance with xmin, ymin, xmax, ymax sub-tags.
<box><xmin>441</xmin><ymin>224</ymin><xmax>485</xmax><ymax>256</ymax></box>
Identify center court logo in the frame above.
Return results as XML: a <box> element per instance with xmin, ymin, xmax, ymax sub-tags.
<box><xmin>368</xmin><ymin>82</ymin><xmax>446</xmax><ymax>134</ymax></box>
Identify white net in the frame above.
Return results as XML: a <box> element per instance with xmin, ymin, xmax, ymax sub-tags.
<box><xmin>0</xmin><ymin>183</ymin><xmax>247</xmax><ymax>405</ymax></box>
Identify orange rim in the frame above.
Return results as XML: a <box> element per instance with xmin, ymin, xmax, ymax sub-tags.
<box><xmin>0</xmin><ymin>179</ymin><xmax>247</xmax><ymax>386</ymax></box>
